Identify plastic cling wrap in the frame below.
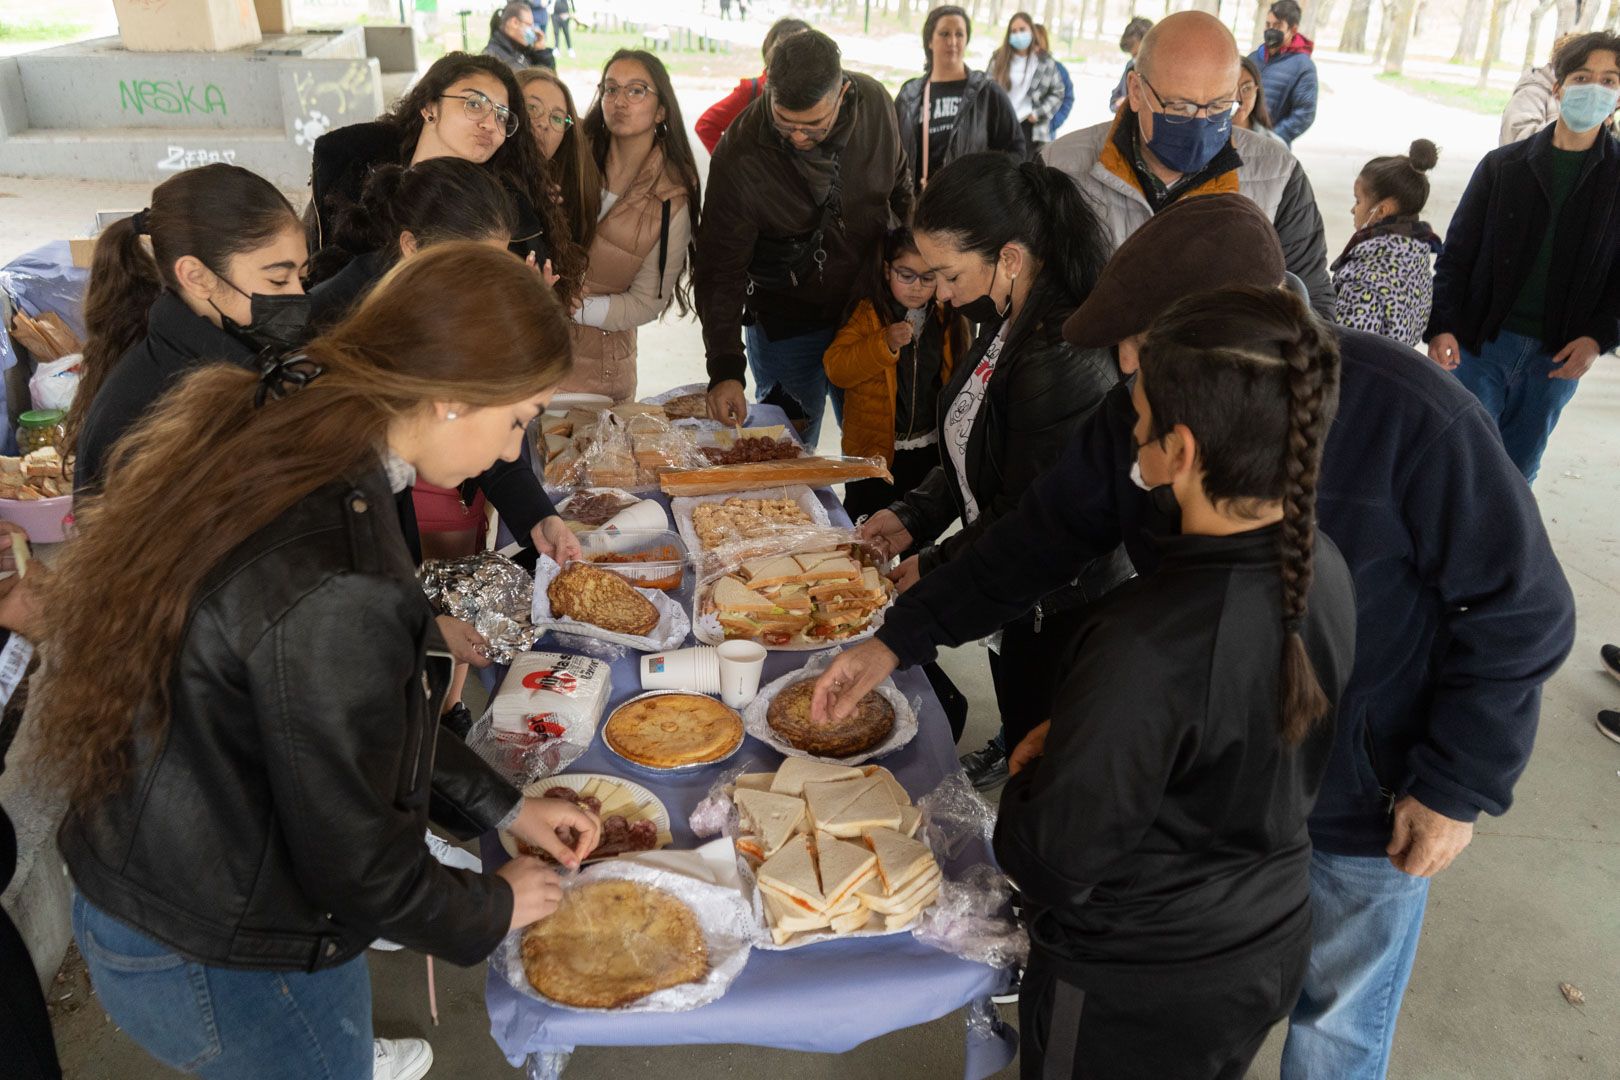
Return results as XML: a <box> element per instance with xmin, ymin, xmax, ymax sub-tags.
<box><xmin>493</xmin><ymin>860</ymin><xmax>754</xmax><ymax>1014</ymax></box>
<box><xmin>691</xmin><ymin>525</ymin><xmax>895</xmax><ymax>651</ymax></box>
<box><xmin>912</xmin><ymin>773</ymin><xmax>1029</xmax><ymax>970</ymax></box>
<box><xmin>531</xmin><ymin>554</ymin><xmax>690</xmax><ymax>652</ymax></box>
<box><xmin>419</xmin><ymin>552</ymin><xmax>540</xmax><ymax>664</ymax></box>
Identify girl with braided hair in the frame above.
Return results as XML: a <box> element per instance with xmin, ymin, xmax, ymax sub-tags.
<box><xmin>993</xmin><ymin>285</ymin><xmax>1357</xmax><ymax>1079</ymax></box>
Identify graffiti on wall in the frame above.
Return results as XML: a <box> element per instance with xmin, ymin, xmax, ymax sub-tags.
<box><xmin>156</xmin><ymin>146</ymin><xmax>239</xmax><ymax>172</ymax></box>
<box><xmin>289</xmin><ymin>62</ymin><xmax>374</xmax><ymax>154</ymax></box>
<box><xmin>119</xmin><ymin>79</ymin><xmax>229</xmax><ymax>117</ymax></box>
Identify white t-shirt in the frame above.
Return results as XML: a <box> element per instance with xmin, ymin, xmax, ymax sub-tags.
<box><xmin>1008</xmin><ymin>54</ymin><xmax>1037</xmax><ymax>118</ymax></box>
<box><xmin>942</xmin><ymin>325</ymin><xmax>1006</xmax><ymax>525</ymax></box>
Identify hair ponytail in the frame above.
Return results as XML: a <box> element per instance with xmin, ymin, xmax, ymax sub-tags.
<box><xmin>914</xmin><ymin>152</ymin><xmax>1110</xmax><ymax>356</ymax></box>
<box><xmin>68</xmin><ymin>165</ymin><xmax>300</xmax><ymax>456</ymax></box>
<box><xmin>1138</xmin><ymin>286</ymin><xmax>1341</xmax><ymax>746</ymax></box>
<box><xmin>69</xmin><ymin>218</ymin><xmax>163</xmax><ymax>453</ymax></box>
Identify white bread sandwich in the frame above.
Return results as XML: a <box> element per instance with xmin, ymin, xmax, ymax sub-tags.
<box><xmin>756</xmin><ymin>833</ymin><xmax>824</xmax><ymax>914</ymax></box>
<box><xmin>814</xmin><ymin>830</ymin><xmax>878</xmax><ymax>911</ymax></box>
<box><xmin>770</xmin><ymin>758</ymin><xmax>863</xmax><ymax>797</ymax></box>
<box><xmin>864</xmin><ymin>827</ymin><xmax>936</xmax><ymax>893</ymax></box>
<box><xmin>819</xmin><ymin>783</ymin><xmax>902</xmax><ymax>839</ymax></box>
<box><xmin>735</xmin><ymin>788</ymin><xmax>807</xmax><ymax>859</ymax></box>
<box><xmin>804</xmin><ymin>775</ymin><xmax>879</xmax><ymax>831</ymax></box>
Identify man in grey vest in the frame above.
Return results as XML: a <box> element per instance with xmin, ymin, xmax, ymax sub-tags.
<box><xmin>1042</xmin><ymin>10</ymin><xmax>1334</xmax><ymax>318</ymax></box>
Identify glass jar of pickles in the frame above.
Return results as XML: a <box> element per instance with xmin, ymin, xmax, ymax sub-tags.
<box><xmin>17</xmin><ymin>409</ymin><xmax>66</xmax><ymax>455</ymax></box>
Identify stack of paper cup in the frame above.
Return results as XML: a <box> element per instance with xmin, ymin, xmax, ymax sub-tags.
<box><xmin>717</xmin><ymin>640</ymin><xmax>768</xmax><ymax>709</ymax></box>
<box><xmin>641</xmin><ymin>646</ymin><xmax>720</xmax><ymax>694</ymax></box>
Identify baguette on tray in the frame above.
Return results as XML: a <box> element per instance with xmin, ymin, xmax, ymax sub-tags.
<box><xmin>659</xmin><ymin>457</ymin><xmax>891</xmax><ymax>497</ymax></box>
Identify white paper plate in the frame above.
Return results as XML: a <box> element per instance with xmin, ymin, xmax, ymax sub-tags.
<box><xmin>498</xmin><ymin>773</ymin><xmax>671</xmax><ymax>861</ymax></box>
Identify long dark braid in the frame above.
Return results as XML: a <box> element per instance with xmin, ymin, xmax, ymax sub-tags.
<box><xmin>1276</xmin><ymin>314</ymin><xmax>1336</xmax><ymax>744</ymax></box>
<box><xmin>1139</xmin><ymin>285</ymin><xmax>1341</xmax><ymax>745</ymax></box>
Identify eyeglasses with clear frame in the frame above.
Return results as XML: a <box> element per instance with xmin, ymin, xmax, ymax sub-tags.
<box><xmin>1137</xmin><ymin>75</ymin><xmax>1236</xmax><ymax>126</ymax></box>
<box><xmin>600</xmin><ymin>81</ymin><xmax>657</xmax><ymax>104</ymax></box>
<box><xmin>527</xmin><ymin>102</ymin><xmax>575</xmax><ymax>132</ymax></box>
<box><xmin>439</xmin><ymin>90</ymin><xmax>519</xmax><ymax>137</ymax></box>
<box><xmin>889</xmin><ymin>265</ymin><xmax>937</xmax><ymax>287</ymax></box>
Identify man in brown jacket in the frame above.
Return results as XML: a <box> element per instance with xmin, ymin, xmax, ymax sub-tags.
<box><xmin>697</xmin><ymin>28</ymin><xmax>913</xmax><ymax>446</ymax></box>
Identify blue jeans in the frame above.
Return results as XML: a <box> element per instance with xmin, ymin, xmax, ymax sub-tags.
<box><xmin>72</xmin><ymin>895</ymin><xmax>373</xmax><ymax>1079</ymax></box>
<box><xmin>1280</xmin><ymin>850</ymin><xmax>1431</xmax><ymax>1080</ymax></box>
<box><xmin>1453</xmin><ymin>329</ymin><xmax>1581</xmax><ymax>483</ymax></box>
<box><xmin>744</xmin><ymin>322</ymin><xmax>842</xmax><ymax>448</ymax></box>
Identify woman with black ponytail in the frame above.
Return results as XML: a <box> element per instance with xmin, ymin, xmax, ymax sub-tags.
<box><xmin>308</xmin><ymin>156</ymin><xmax>521</xmax><ymax>331</ymax></box>
<box><xmin>993</xmin><ymin>286</ymin><xmax>1356</xmax><ymax>1080</ymax></box>
<box><xmin>857</xmin><ymin>151</ymin><xmax>1132</xmax><ymax>760</ymax></box>
<box><xmin>72</xmin><ymin>164</ymin><xmax>307</xmax><ymax>494</ymax></box>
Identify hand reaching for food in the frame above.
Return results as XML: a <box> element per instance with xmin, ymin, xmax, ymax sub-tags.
<box><xmin>888</xmin><ymin>555</ymin><xmax>920</xmax><ymax>592</ymax></box>
<box><xmin>498</xmin><ymin>857</ymin><xmax>566</xmax><ymax>928</ymax></box>
<box><xmin>511</xmin><ymin>795</ymin><xmax>602</xmax><ymax>870</ymax></box>
<box><xmin>532</xmin><ymin>514</ymin><xmax>583</xmax><ymax>564</ymax></box>
<box><xmin>434</xmin><ymin>615</ymin><xmax>492</xmax><ymax>668</ymax></box>
<box><xmin>858</xmin><ymin>510</ymin><xmax>912</xmax><ymax>560</ymax></box>
<box><xmin>810</xmin><ymin>639</ymin><xmax>899</xmax><ymax>726</ymax></box>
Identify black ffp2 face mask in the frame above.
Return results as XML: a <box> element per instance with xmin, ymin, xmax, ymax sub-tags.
<box><xmin>213</xmin><ymin>279</ymin><xmax>313</xmax><ymax>354</ymax></box>
<box><xmin>955</xmin><ymin>260</ymin><xmax>1011</xmax><ymax>324</ymax></box>
<box><xmin>1263</xmin><ymin>27</ymin><xmax>1285</xmax><ymax>49</ymax></box>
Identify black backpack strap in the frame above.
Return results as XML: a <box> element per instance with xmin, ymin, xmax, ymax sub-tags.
<box><xmin>749</xmin><ymin>76</ymin><xmax>761</xmax><ymax>103</ymax></box>
<box><xmin>656</xmin><ymin>198</ymin><xmax>672</xmax><ymax>299</ymax></box>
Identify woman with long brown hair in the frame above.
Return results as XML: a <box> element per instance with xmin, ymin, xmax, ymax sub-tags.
<box><xmin>307</xmin><ymin>52</ymin><xmax>584</xmax><ymax>298</ymax></box>
<box><xmin>564</xmin><ymin>49</ymin><xmax>701</xmax><ymax>400</ymax></box>
<box><xmin>993</xmin><ymin>286</ymin><xmax>1355</xmax><ymax>1079</ymax></box>
<box><xmin>517</xmin><ymin>66</ymin><xmax>601</xmax><ymax>250</ymax></box>
<box><xmin>35</xmin><ymin>244</ymin><xmax>599</xmax><ymax>1080</ymax></box>
<box><xmin>988</xmin><ymin>10</ymin><xmax>1066</xmax><ymax>159</ymax></box>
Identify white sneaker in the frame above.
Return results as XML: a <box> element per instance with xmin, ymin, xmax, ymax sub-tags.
<box><xmin>374</xmin><ymin>1037</ymin><xmax>433</xmax><ymax>1080</ymax></box>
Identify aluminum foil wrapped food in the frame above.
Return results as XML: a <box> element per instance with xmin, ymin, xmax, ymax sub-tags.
<box><xmin>419</xmin><ymin>552</ymin><xmax>540</xmax><ymax>663</ymax></box>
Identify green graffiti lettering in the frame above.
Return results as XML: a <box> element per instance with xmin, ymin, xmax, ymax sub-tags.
<box><xmin>118</xmin><ymin>79</ymin><xmax>230</xmax><ymax>117</ymax></box>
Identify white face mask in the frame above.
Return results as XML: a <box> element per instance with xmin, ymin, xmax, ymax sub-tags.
<box><xmin>1130</xmin><ymin>459</ymin><xmax>1153</xmax><ymax>491</ymax></box>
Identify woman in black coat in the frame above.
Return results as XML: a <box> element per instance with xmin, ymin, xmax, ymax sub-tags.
<box><xmin>994</xmin><ymin>287</ymin><xmax>1356</xmax><ymax>1079</ymax></box>
<box><xmin>860</xmin><ymin>152</ymin><xmax>1131</xmax><ymax>759</ymax></box>
<box><xmin>894</xmin><ymin>6</ymin><xmax>1025</xmax><ymax>191</ymax></box>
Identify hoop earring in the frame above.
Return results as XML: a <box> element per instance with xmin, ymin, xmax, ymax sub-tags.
<box><xmin>656</xmin><ymin>120</ymin><xmax>668</xmax><ymax>138</ymax></box>
<box><xmin>998</xmin><ymin>273</ymin><xmax>1016</xmax><ymax>319</ymax></box>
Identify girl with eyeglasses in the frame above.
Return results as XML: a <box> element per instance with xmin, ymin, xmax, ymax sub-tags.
<box><xmin>517</xmin><ymin>67</ymin><xmax>602</xmax><ymax>252</ymax></box>
<box><xmin>1234</xmin><ymin>56</ymin><xmax>1284</xmax><ymax>143</ymax></box>
<box><xmin>307</xmin><ymin>52</ymin><xmax>583</xmax><ymax>302</ymax></box>
<box><xmin>561</xmin><ymin>50</ymin><xmax>701</xmax><ymax>401</ymax></box>
<box><xmin>824</xmin><ymin>226</ymin><xmax>969</xmax><ymax>522</ymax></box>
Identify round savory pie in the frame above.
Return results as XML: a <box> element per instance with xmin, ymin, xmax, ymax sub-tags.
<box><xmin>521</xmin><ymin>880</ymin><xmax>709</xmax><ymax>1008</ymax></box>
<box><xmin>767</xmin><ymin>679</ymin><xmax>894</xmax><ymax>758</ymax></box>
<box><xmin>605</xmin><ymin>693</ymin><xmax>744</xmax><ymax>769</ymax></box>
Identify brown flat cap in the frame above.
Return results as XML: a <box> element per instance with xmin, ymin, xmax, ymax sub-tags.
<box><xmin>1063</xmin><ymin>194</ymin><xmax>1287</xmax><ymax>349</ymax></box>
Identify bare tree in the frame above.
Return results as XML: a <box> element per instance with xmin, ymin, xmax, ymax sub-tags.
<box><xmin>1452</xmin><ymin>0</ymin><xmax>1488</xmax><ymax>60</ymax></box>
<box><xmin>1374</xmin><ymin>0</ymin><xmax>1397</xmax><ymax>61</ymax></box>
<box><xmin>1477</xmin><ymin>0</ymin><xmax>1514</xmax><ymax>87</ymax></box>
<box><xmin>1094</xmin><ymin>0</ymin><xmax>1106</xmax><ymax>35</ymax></box>
<box><xmin>1303</xmin><ymin>0</ymin><xmax>1342</xmax><ymax>38</ymax></box>
<box><xmin>1607</xmin><ymin>0</ymin><xmax>1620</xmax><ymax>31</ymax></box>
<box><xmin>1383</xmin><ymin>0</ymin><xmax>1417</xmax><ymax>71</ymax></box>
<box><xmin>1523</xmin><ymin>0</ymin><xmax>1557</xmax><ymax>69</ymax></box>
<box><xmin>1340</xmin><ymin>0</ymin><xmax>1375</xmax><ymax>50</ymax></box>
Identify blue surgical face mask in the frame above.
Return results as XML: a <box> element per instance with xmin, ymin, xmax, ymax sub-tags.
<box><xmin>1009</xmin><ymin>29</ymin><xmax>1033</xmax><ymax>50</ymax></box>
<box><xmin>1142</xmin><ymin>110</ymin><xmax>1231</xmax><ymax>175</ymax></box>
<box><xmin>1560</xmin><ymin>83</ymin><xmax>1620</xmax><ymax>133</ymax></box>
<box><xmin>523</xmin><ymin>25</ymin><xmax>539</xmax><ymax>45</ymax></box>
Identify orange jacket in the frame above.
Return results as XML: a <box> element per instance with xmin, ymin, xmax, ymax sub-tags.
<box><xmin>823</xmin><ymin>299</ymin><xmax>958</xmax><ymax>464</ymax></box>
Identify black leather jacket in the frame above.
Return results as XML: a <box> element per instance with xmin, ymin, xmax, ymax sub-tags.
<box><xmin>59</xmin><ymin>463</ymin><xmax>521</xmax><ymax>972</ymax></box>
<box><xmin>891</xmin><ymin>315</ymin><xmax>1133</xmax><ymax>612</ymax></box>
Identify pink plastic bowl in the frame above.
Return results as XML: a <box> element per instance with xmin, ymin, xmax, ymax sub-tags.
<box><xmin>0</xmin><ymin>494</ymin><xmax>74</xmax><ymax>543</ymax></box>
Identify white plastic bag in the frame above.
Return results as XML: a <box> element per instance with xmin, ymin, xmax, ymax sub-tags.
<box><xmin>29</xmin><ymin>354</ymin><xmax>81</xmax><ymax>412</ymax></box>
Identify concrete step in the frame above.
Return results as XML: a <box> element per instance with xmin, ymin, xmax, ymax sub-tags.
<box><xmin>1</xmin><ymin>126</ymin><xmax>313</xmax><ymax>191</ymax></box>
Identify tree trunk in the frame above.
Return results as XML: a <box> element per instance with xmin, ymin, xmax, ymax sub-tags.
<box><xmin>1094</xmin><ymin>0</ymin><xmax>1106</xmax><ymax>36</ymax></box>
<box><xmin>1607</xmin><ymin>0</ymin><xmax>1620</xmax><ymax>32</ymax></box>
<box><xmin>1452</xmin><ymin>0</ymin><xmax>1488</xmax><ymax>61</ymax></box>
<box><xmin>1303</xmin><ymin>0</ymin><xmax>1340</xmax><ymax>37</ymax></box>
<box><xmin>1524</xmin><ymin>0</ymin><xmax>1557</xmax><ymax>70</ymax></box>
<box><xmin>1042</xmin><ymin>0</ymin><xmax>1059</xmax><ymax>33</ymax></box>
<box><xmin>1340</xmin><ymin>0</ymin><xmax>1375</xmax><ymax>50</ymax></box>
<box><xmin>1373</xmin><ymin>0</ymin><xmax>1395</xmax><ymax>61</ymax></box>
<box><xmin>1578</xmin><ymin>0</ymin><xmax>1603</xmax><ymax>28</ymax></box>
<box><xmin>1252</xmin><ymin>0</ymin><xmax>1270</xmax><ymax>49</ymax></box>
<box><xmin>1553</xmin><ymin>0</ymin><xmax>1578</xmax><ymax>35</ymax></box>
<box><xmin>1383</xmin><ymin>0</ymin><xmax>1417</xmax><ymax>71</ymax></box>
<box><xmin>1477</xmin><ymin>0</ymin><xmax>1513</xmax><ymax>86</ymax></box>
<box><xmin>1413</xmin><ymin>0</ymin><xmax>1428</xmax><ymax>35</ymax></box>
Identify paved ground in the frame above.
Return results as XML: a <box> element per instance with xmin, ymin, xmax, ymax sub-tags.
<box><xmin>4</xmin><ymin>45</ymin><xmax>1619</xmax><ymax>1080</ymax></box>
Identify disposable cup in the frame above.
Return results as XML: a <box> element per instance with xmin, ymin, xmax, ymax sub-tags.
<box><xmin>640</xmin><ymin>646</ymin><xmax>720</xmax><ymax>693</ymax></box>
<box><xmin>603</xmin><ymin>499</ymin><xmax>669</xmax><ymax>532</ymax></box>
<box><xmin>717</xmin><ymin>640</ymin><xmax>768</xmax><ymax>709</ymax></box>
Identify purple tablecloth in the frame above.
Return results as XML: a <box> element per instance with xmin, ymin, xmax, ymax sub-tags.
<box><xmin>477</xmin><ymin>411</ymin><xmax>1017</xmax><ymax>1077</ymax></box>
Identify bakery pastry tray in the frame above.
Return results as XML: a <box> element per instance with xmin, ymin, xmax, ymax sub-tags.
<box><xmin>670</xmin><ymin>485</ymin><xmax>831</xmax><ymax>560</ymax></box>
<box><xmin>741</xmin><ymin>658</ymin><xmax>919</xmax><ymax>766</ymax></box>
<box><xmin>492</xmin><ymin>860</ymin><xmax>755</xmax><ymax>1013</ymax></box>
<box><xmin>601</xmin><ymin>690</ymin><xmax>747</xmax><ymax>778</ymax></box>
<box><xmin>575</xmin><ymin>528</ymin><xmax>690</xmax><ymax>591</ymax></box>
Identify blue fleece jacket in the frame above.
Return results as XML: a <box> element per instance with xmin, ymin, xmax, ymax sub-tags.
<box><xmin>876</xmin><ymin>327</ymin><xmax>1575</xmax><ymax>856</ymax></box>
<box><xmin>1249</xmin><ymin>34</ymin><xmax>1318</xmax><ymax>144</ymax></box>
<box><xmin>1051</xmin><ymin>60</ymin><xmax>1075</xmax><ymax>137</ymax></box>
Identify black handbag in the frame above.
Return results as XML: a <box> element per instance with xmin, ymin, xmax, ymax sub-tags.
<box><xmin>746</xmin><ymin>151</ymin><xmax>844</xmax><ymax>293</ymax></box>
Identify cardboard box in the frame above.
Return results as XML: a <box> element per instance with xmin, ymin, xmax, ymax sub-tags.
<box><xmin>113</xmin><ymin>0</ymin><xmax>262</xmax><ymax>53</ymax></box>
<box><xmin>69</xmin><ymin>238</ymin><xmax>97</xmax><ymax>269</ymax></box>
<box><xmin>253</xmin><ymin>0</ymin><xmax>294</xmax><ymax>34</ymax></box>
